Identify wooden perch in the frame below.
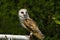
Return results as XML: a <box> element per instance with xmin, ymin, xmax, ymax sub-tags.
<box><xmin>0</xmin><ymin>34</ymin><xmax>30</xmax><ymax>40</ymax></box>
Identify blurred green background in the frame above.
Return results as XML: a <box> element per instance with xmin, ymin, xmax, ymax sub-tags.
<box><xmin>0</xmin><ymin>0</ymin><xmax>60</xmax><ymax>40</ymax></box>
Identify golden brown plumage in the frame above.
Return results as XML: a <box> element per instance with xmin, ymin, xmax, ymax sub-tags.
<box><xmin>23</xmin><ymin>18</ymin><xmax>45</xmax><ymax>40</ymax></box>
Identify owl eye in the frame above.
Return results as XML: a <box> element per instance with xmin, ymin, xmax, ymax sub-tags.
<box><xmin>21</xmin><ymin>12</ymin><xmax>24</xmax><ymax>14</ymax></box>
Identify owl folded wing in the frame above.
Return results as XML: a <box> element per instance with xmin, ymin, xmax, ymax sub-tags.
<box><xmin>23</xmin><ymin>18</ymin><xmax>40</xmax><ymax>33</ymax></box>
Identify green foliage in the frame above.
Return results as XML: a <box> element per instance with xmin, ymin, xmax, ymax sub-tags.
<box><xmin>52</xmin><ymin>16</ymin><xmax>60</xmax><ymax>24</ymax></box>
<box><xmin>0</xmin><ymin>0</ymin><xmax>60</xmax><ymax>40</ymax></box>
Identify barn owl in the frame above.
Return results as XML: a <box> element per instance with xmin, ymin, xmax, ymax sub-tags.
<box><xmin>18</xmin><ymin>9</ymin><xmax>45</xmax><ymax>40</ymax></box>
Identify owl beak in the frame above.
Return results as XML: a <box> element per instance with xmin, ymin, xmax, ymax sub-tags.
<box><xmin>24</xmin><ymin>14</ymin><xmax>27</xmax><ymax>19</ymax></box>
<box><xmin>24</xmin><ymin>14</ymin><xmax>26</xmax><ymax>17</ymax></box>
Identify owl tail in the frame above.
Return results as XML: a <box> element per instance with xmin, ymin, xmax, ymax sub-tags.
<box><xmin>33</xmin><ymin>31</ymin><xmax>45</xmax><ymax>40</ymax></box>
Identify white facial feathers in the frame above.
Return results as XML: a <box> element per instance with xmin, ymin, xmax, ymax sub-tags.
<box><xmin>18</xmin><ymin>9</ymin><xmax>29</xmax><ymax>20</ymax></box>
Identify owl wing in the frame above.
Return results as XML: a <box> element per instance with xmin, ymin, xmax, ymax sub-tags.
<box><xmin>23</xmin><ymin>18</ymin><xmax>40</xmax><ymax>33</ymax></box>
<box><xmin>23</xmin><ymin>18</ymin><xmax>45</xmax><ymax>40</ymax></box>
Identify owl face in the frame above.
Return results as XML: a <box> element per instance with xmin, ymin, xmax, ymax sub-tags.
<box><xmin>19</xmin><ymin>9</ymin><xmax>29</xmax><ymax>20</ymax></box>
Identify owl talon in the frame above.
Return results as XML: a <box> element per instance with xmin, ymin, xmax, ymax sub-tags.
<box><xmin>28</xmin><ymin>33</ymin><xmax>33</xmax><ymax>40</ymax></box>
<box><xmin>29</xmin><ymin>32</ymin><xmax>32</xmax><ymax>37</ymax></box>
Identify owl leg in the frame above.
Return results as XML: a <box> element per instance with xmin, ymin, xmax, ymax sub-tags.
<box><xmin>29</xmin><ymin>32</ymin><xmax>33</xmax><ymax>40</ymax></box>
<box><xmin>30</xmin><ymin>32</ymin><xmax>32</xmax><ymax>36</ymax></box>
<box><xmin>28</xmin><ymin>32</ymin><xmax>32</xmax><ymax>37</ymax></box>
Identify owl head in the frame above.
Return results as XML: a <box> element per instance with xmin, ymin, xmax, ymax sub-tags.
<box><xmin>18</xmin><ymin>9</ymin><xmax>29</xmax><ymax>20</ymax></box>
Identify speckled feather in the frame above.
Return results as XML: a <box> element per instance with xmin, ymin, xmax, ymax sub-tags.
<box><xmin>23</xmin><ymin>18</ymin><xmax>45</xmax><ymax>40</ymax></box>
